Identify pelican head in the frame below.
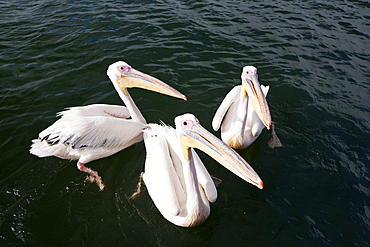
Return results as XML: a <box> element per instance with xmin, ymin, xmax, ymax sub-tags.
<box><xmin>107</xmin><ymin>61</ymin><xmax>187</xmax><ymax>100</ymax></box>
<box><xmin>175</xmin><ymin>113</ymin><xmax>263</xmax><ymax>189</ymax></box>
<box><xmin>241</xmin><ymin>66</ymin><xmax>271</xmax><ymax>129</ymax></box>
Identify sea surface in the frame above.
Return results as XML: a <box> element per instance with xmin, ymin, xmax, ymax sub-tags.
<box><xmin>0</xmin><ymin>0</ymin><xmax>369</xmax><ymax>246</ymax></box>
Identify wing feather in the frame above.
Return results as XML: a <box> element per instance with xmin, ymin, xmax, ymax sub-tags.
<box><xmin>38</xmin><ymin>105</ymin><xmax>144</xmax><ymax>150</ymax></box>
<box><xmin>58</xmin><ymin>104</ymin><xmax>130</xmax><ymax>119</ymax></box>
<box><xmin>212</xmin><ymin>86</ymin><xmax>241</xmax><ymax>131</ymax></box>
<box><xmin>143</xmin><ymin>125</ymin><xmax>180</xmax><ymax>216</ymax></box>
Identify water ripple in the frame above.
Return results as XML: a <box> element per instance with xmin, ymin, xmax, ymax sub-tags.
<box><xmin>0</xmin><ymin>0</ymin><xmax>370</xmax><ymax>245</ymax></box>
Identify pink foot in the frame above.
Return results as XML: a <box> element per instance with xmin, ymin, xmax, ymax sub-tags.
<box><xmin>130</xmin><ymin>172</ymin><xmax>145</xmax><ymax>199</ymax></box>
<box><xmin>77</xmin><ymin>162</ymin><xmax>106</xmax><ymax>191</ymax></box>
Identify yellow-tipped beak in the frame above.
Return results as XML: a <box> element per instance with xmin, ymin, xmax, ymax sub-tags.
<box><xmin>117</xmin><ymin>68</ymin><xmax>187</xmax><ymax>101</ymax></box>
<box><xmin>180</xmin><ymin>123</ymin><xmax>263</xmax><ymax>189</ymax></box>
<box><xmin>243</xmin><ymin>74</ymin><xmax>271</xmax><ymax>129</ymax></box>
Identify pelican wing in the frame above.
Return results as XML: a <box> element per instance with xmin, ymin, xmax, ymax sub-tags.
<box><xmin>212</xmin><ymin>86</ymin><xmax>241</xmax><ymax>131</ymax></box>
<box><xmin>192</xmin><ymin>149</ymin><xmax>217</xmax><ymax>203</ymax></box>
<box><xmin>142</xmin><ymin>125</ymin><xmax>181</xmax><ymax>216</ymax></box>
<box><xmin>37</xmin><ymin>107</ymin><xmax>144</xmax><ymax>151</ymax></box>
<box><xmin>58</xmin><ymin>104</ymin><xmax>131</xmax><ymax>119</ymax></box>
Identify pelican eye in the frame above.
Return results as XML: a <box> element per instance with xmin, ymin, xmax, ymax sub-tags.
<box><xmin>179</xmin><ymin>117</ymin><xmax>199</xmax><ymax>131</ymax></box>
<box><xmin>117</xmin><ymin>65</ymin><xmax>131</xmax><ymax>73</ymax></box>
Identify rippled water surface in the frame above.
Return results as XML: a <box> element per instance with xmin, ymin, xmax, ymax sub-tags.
<box><xmin>1</xmin><ymin>0</ymin><xmax>370</xmax><ymax>246</ymax></box>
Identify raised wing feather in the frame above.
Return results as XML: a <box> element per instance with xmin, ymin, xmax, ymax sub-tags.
<box><xmin>143</xmin><ymin>124</ymin><xmax>180</xmax><ymax>216</ymax></box>
<box><xmin>38</xmin><ymin>105</ymin><xmax>143</xmax><ymax>150</ymax></box>
<box><xmin>212</xmin><ymin>86</ymin><xmax>241</xmax><ymax>131</ymax></box>
<box><xmin>58</xmin><ymin>104</ymin><xmax>130</xmax><ymax>119</ymax></box>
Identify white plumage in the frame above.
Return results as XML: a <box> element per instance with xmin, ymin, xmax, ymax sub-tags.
<box><xmin>213</xmin><ymin>66</ymin><xmax>281</xmax><ymax>149</ymax></box>
<box><xmin>142</xmin><ymin>123</ymin><xmax>216</xmax><ymax>226</ymax></box>
<box><xmin>136</xmin><ymin>114</ymin><xmax>263</xmax><ymax>227</ymax></box>
<box><xmin>212</xmin><ymin>84</ymin><xmax>270</xmax><ymax>149</ymax></box>
<box><xmin>31</xmin><ymin>104</ymin><xmax>145</xmax><ymax>162</ymax></box>
<box><xmin>30</xmin><ymin>61</ymin><xmax>186</xmax><ymax>190</ymax></box>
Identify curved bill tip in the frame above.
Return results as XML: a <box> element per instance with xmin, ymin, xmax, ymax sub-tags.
<box><xmin>259</xmin><ymin>180</ymin><xmax>264</xmax><ymax>189</ymax></box>
<box><xmin>267</xmin><ymin>121</ymin><xmax>271</xmax><ymax>130</ymax></box>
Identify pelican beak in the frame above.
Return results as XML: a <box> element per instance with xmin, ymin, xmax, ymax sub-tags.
<box><xmin>242</xmin><ymin>74</ymin><xmax>271</xmax><ymax>129</ymax></box>
<box><xmin>117</xmin><ymin>68</ymin><xmax>187</xmax><ymax>101</ymax></box>
<box><xmin>180</xmin><ymin>123</ymin><xmax>263</xmax><ymax>189</ymax></box>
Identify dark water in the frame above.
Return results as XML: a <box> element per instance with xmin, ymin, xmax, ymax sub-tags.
<box><xmin>1</xmin><ymin>0</ymin><xmax>369</xmax><ymax>246</ymax></box>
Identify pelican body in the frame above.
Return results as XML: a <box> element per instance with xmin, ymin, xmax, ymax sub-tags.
<box><xmin>30</xmin><ymin>61</ymin><xmax>186</xmax><ymax>190</ymax></box>
<box><xmin>212</xmin><ymin>66</ymin><xmax>276</xmax><ymax>149</ymax></box>
<box><xmin>140</xmin><ymin>114</ymin><xmax>263</xmax><ymax>227</ymax></box>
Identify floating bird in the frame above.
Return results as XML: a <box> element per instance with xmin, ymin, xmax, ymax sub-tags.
<box><xmin>212</xmin><ymin>66</ymin><xmax>281</xmax><ymax>149</ymax></box>
<box><xmin>30</xmin><ymin>61</ymin><xmax>186</xmax><ymax>190</ymax></box>
<box><xmin>134</xmin><ymin>113</ymin><xmax>263</xmax><ymax>227</ymax></box>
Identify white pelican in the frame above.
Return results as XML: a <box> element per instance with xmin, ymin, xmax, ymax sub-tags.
<box><xmin>212</xmin><ymin>66</ymin><xmax>281</xmax><ymax>149</ymax></box>
<box><xmin>30</xmin><ymin>61</ymin><xmax>186</xmax><ymax>190</ymax></box>
<box><xmin>135</xmin><ymin>113</ymin><xmax>263</xmax><ymax>227</ymax></box>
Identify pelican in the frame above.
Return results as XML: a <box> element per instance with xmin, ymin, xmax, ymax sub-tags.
<box><xmin>135</xmin><ymin>113</ymin><xmax>263</xmax><ymax>227</ymax></box>
<box><xmin>30</xmin><ymin>61</ymin><xmax>186</xmax><ymax>190</ymax></box>
<box><xmin>212</xmin><ymin>66</ymin><xmax>281</xmax><ymax>149</ymax></box>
